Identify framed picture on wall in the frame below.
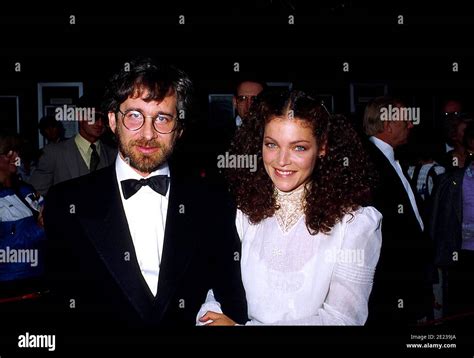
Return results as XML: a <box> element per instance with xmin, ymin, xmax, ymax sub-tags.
<box><xmin>350</xmin><ymin>82</ymin><xmax>388</xmax><ymax>114</ymax></box>
<box><xmin>37</xmin><ymin>82</ymin><xmax>83</xmax><ymax>148</ymax></box>
<box><xmin>267</xmin><ymin>82</ymin><xmax>293</xmax><ymax>91</ymax></box>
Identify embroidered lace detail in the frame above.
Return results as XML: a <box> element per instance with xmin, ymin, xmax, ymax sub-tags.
<box><xmin>275</xmin><ymin>185</ymin><xmax>306</xmax><ymax>233</ymax></box>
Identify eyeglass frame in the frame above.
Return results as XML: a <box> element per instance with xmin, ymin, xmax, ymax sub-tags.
<box><xmin>0</xmin><ymin>148</ymin><xmax>20</xmax><ymax>156</ymax></box>
<box><xmin>235</xmin><ymin>95</ymin><xmax>259</xmax><ymax>103</ymax></box>
<box><xmin>116</xmin><ymin>108</ymin><xmax>180</xmax><ymax>134</ymax></box>
<box><xmin>442</xmin><ymin>111</ymin><xmax>461</xmax><ymax>117</ymax></box>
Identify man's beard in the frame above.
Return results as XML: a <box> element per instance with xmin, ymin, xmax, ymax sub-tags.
<box><xmin>116</xmin><ymin>126</ymin><xmax>175</xmax><ymax>173</ymax></box>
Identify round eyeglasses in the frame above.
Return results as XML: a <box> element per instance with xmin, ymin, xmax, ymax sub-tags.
<box><xmin>236</xmin><ymin>95</ymin><xmax>258</xmax><ymax>104</ymax></box>
<box><xmin>117</xmin><ymin>109</ymin><xmax>179</xmax><ymax>134</ymax></box>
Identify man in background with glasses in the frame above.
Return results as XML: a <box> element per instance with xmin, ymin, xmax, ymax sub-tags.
<box><xmin>233</xmin><ymin>77</ymin><xmax>265</xmax><ymax>128</ymax></box>
<box><xmin>439</xmin><ymin>97</ymin><xmax>464</xmax><ymax>153</ymax></box>
<box><xmin>42</xmin><ymin>58</ymin><xmax>247</xmax><ymax>332</ymax></box>
<box><xmin>214</xmin><ymin>77</ymin><xmax>266</xmax><ymax>164</ymax></box>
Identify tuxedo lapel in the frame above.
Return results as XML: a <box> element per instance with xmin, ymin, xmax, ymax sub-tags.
<box><xmin>369</xmin><ymin>142</ymin><xmax>422</xmax><ymax>226</ymax></box>
<box><xmin>370</xmin><ymin>142</ymin><xmax>408</xmax><ymax>196</ymax></box>
<box><xmin>77</xmin><ymin>167</ymin><xmax>154</xmax><ymax>321</ymax></box>
<box><xmin>154</xmin><ymin>167</ymin><xmax>196</xmax><ymax>321</ymax></box>
<box><xmin>76</xmin><ymin>164</ymin><xmax>197</xmax><ymax>324</ymax></box>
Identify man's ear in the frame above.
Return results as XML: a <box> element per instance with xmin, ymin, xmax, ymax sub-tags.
<box><xmin>384</xmin><ymin>120</ymin><xmax>392</xmax><ymax>133</ymax></box>
<box><xmin>232</xmin><ymin>96</ymin><xmax>237</xmax><ymax>109</ymax></box>
<box><xmin>108</xmin><ymin>112</ymin><xmax>117</xmax><ymax>133</ymax></box>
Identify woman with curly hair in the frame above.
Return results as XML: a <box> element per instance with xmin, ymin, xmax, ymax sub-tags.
<box><xmin>198</xmin><ymin>89</ymin><xmax>382</xmax><ymax>325</ymax></box>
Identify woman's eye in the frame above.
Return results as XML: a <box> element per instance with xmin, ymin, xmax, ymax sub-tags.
<box><xmin>295</xmin><ymin>146</ymin><xmax>306</xmax><ymax>151</ymax></box>
<box><xmin>265</xmin><ymin>142</ymin><xmax>276</xmax><ymax>148</ymax></box>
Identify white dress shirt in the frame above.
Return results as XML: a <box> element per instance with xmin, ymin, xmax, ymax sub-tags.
<box><xmin>115</xmin><ymin>154</ymin><xmax>170</xmax><ymax>296</ymax></box>
<box><xmin>369</xmin><ymin>136</ymin><xmax>424</xmax><ymax>231</ymax></box>
<box><xmin>235</xmin><ymin>115</ymin><xmax>243</xmax><ymax>127</ymax></box>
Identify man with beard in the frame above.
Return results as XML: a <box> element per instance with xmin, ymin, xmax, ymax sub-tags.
<box><xmin>42</xmin><ymin>58</ymin><xmax>248</xmax><ymax>332</ymax></box>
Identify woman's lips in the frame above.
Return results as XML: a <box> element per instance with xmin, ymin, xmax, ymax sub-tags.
<box><xmin>274</xmin><ymin>168</ymin><xmax>296</xmax><ymax>177</ymax></box>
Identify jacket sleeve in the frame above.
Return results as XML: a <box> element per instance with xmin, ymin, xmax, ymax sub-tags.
<box><xmin>30</xmin><ymin>145</ymin><xmax>57</xmax><ymax>196</ymax></box>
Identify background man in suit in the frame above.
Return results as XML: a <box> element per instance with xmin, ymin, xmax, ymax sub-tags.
<box><xmin>30</xmin><ymin>94</ymin><xmax>117</xmax><ymax>196</ymax></box>
<box><xmin>232</xmin><ymin>77</ymin><xmax>265</xmax><ymax>128</ymax></box>
<box><xmin>43</xmin><ymin>58</ymin><xmax>247</xmax><ymax>331</ymax></box>
<box><xmin>363</xmin><ymin>96</ymin><xmax>433</xmax><ymax>325</ymax></box>
<box><xmin>203</xmin><ymin>76</ymin><xmax>266</xmax><ymax>181</ymax></box>
<box><xmin>211</xmin><ymin>77</ymin><xmax>266</xmax><ymax>177</ymax></box>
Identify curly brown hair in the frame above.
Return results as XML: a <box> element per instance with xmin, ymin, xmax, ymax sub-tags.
<box><xmin>227</xmin><ymin>89</ymin><xmax>375</xmax><ymax>235</ymax></box>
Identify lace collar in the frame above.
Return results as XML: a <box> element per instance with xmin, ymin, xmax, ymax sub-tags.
<box><xmin>274</xmin><ymin>185</ymin><xmax>306</xmax><ymax>233</ymax></box>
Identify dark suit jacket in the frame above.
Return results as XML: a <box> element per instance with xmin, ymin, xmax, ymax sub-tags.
<box><xmin>42</xmin><ymin>163</ymin><xmax>247</xmax><ymax>332</ymax></box>
<box><xmin>364</xmin><ymin>140</ymin><xmax>433</xmax><ymax>325</ymax></box>
<box><xmin>429</xmin><ymin>168</ymin><xmax>464</xmax><ymax>267</ymax></box>
<box><xmin>30</xmin><ymin>137</ymin><xmax>117</xmax><ymax>196</ymax></box>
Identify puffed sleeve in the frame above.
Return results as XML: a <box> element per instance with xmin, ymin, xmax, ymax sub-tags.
<box><xmin>29</xmin><ymin>144</ymin><xmax>58</xmax><ymax>196</ymax></box>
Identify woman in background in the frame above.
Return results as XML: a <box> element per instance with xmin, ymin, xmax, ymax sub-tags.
<box><xmin>0</xmin><ymin>132</ymin><xmax>45</xmax><ymax>284</ymax></box>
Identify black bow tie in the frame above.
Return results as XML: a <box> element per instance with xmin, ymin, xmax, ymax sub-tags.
<box><xmin>121</xmin><ymin>175</ymin><xmax>170</xmax><ymax>199</ymax></box>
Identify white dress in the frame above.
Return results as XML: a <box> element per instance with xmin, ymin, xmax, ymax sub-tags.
<box><xmin>197</xmin><ymin>205</ymin><xmax>382</xmax><ymax>325</ymax></box>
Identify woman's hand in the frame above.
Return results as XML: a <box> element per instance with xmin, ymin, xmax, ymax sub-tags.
<box><xmin>199</xmin><ymin>311</ymin><xmax>237</xmax><ymax>326</ymax></box>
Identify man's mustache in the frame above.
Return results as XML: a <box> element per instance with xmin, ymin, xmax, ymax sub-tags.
<box><xmin>131</xmin><ymin>139</ymin><xmax>162</xmax><ymax>148</ymax></box>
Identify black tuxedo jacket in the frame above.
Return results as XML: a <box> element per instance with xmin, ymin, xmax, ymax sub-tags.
<box><xmin>364</xmin><ymin>140</ymin><xmax>433</xmax><ymax>325</ymax></box>
<box><xmin>42</xmin><ymin>163</ymin><xmax>247</xmax><ymax>331</ymax></box>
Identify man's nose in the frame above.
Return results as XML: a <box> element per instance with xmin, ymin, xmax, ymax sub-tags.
<box><xmin>141</xmin><ymin>118</ymin><xmax>156</xmax><ymax>140</ymax></box>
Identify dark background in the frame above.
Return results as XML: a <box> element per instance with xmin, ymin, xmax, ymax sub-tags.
<box><xmin>3</xmin><ymin>1</ymin><xmax>474</xmax><ymax>167</ymax></box>
<box><xmin>2</xmin><ymin>0</ymin><xmax>474</xmax><ymax>353</ymax></box>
